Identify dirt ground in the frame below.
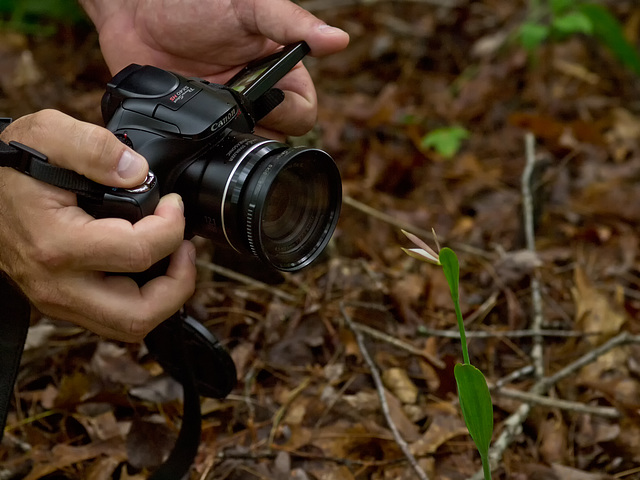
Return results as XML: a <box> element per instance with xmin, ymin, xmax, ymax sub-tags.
<box><xmin>2</xmin><ymin>1</ymin><xmax>640</xmax><ymax>479</ymax></box>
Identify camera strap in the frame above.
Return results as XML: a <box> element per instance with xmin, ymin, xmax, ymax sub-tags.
<box><xmin>0</xmin><ymin>137</ymin><xmax>108</xmax><ymax>202</ymax></box>
<box><xmin>0</xmin><ymin>275</ymin><xmax>30</xmax><ymax>441</ymax></box>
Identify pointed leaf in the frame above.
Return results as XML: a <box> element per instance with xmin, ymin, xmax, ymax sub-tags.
<box><xmin>454</xmin><ymin>363</ymin><xmax>494</xmax><ymax>457</ymax></box>
<box><xmin>439</xmin><ymin>247</ymin><xmax>459</xmax><ymax>302</ymax></box>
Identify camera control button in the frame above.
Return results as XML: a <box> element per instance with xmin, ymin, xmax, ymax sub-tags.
<box><xmin>116</xmin><ymin>66</ymin><xmax>180</xmax><ymax>97</ymax></box>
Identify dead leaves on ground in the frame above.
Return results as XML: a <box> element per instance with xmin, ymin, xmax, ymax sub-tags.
<box><xmin>3</xmin><ymin>1</ymin><xmax>640</xmax><ymax>479</ymax></box>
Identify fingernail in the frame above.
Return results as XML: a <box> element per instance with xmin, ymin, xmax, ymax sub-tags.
<box><xmin>188</xmin><ymin>247</ymin><xmax>197</xmax><ymax>265</ymax></box>
<box><xmin>318</xmin><ymin>24</ymin><xmax>347</xmax><ymax>35</ymax></box>
<box><xmin>176</xmin><ymin>195</ymin><xmax>185</xmax><ymax>214</ymax></box>
<box><xmin>117</xmin><ymin>149</ymin><xmax>146</xmax><ymax>180</ymax></box>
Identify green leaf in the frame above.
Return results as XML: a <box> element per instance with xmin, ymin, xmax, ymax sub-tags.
<box><xmin>420</xmin><ymin>126</ymin><xmax>469</xmax><ymax>158</ymax></box>
<box><xmin>439</xmin><ymin>247</ymin><xmax>459</xmax><ymax>302</ymax></box>
<box><xmin>550</xmin><ymin>0</ymin><xmax>574</xmax><ymax>16</ymax></box>
<box><xmin>455</xmin><ymin>363</ymin><xmax>494</xmax><ymax>457</ymax></box>
<box><xmin>552</xmin><ymin>11</ymin><xmax>593</xmax><ymax>36</ymax></box>
<box><xmin>578</xmin><ymin>3</ymin><xmax>640</xmax><ymax>76</ymax></box>
<box><xmin>518</xmin><ymin>22</ymin><xmax>550</xmax><ymax>51</ymax></box>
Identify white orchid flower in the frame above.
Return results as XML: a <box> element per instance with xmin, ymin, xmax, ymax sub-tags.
<box><xmin>401</xmin><ymin>229</ymin><xmax>441</xmax><ymax>265</ymax></box>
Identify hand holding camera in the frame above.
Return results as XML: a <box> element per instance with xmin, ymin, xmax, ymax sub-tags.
<box><xmin>84</xmin><ymin>41</ymin><xmax>342</xmax><ymax>272</ymax></box>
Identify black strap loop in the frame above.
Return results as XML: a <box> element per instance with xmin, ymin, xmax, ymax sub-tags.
<box><xmin>0</xmin><ymin>276</ymin><xmax>30</xmax><ymax>441</ymax></box>
<box><xmin>0</xmin><ymin>140</ymin><xmax>106</xmax><ymax>200</ymax></box>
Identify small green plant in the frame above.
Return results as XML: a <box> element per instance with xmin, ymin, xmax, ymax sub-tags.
<box><xmin>402</xmin><ymin>230</ymin><xmax>494</xmax><ymax>479</ymax></box>
<box><xmin>420</xmin><ymin>126</ymin><xmax>469</xmax><ymax>159</ymax></box>
<box><xmin>518</xmin><ymin>0</ymin><xmax>640</xmax><ymax>76</ymax></box>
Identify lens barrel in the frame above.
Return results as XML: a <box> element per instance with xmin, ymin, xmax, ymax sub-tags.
<box><xmin>176</xmin><ymin>131</ymin><xmax>341</xmax><ymax>271</ymax></box>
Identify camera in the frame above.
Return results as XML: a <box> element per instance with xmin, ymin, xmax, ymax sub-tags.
<box><xmin>83</xmin><ymin>42</ymin><xmax>341</xmax><ymax>272</ymax></box>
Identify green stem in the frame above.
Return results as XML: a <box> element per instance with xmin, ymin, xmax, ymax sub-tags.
<box><xmin>480</xmin><ymin>453</ymin><xmax>492</xmax><ymax>480</ymax></box>
<box><xmin>452</xmin><ymin>298</ymin><xmax>470</xmax><ymax>365</ymax></box>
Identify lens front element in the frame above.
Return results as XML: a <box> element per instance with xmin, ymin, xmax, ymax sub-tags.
<box><xmin>242</xmin><ymin>147</ymin><xmax>341</xmax><ymax>271</ymax></box>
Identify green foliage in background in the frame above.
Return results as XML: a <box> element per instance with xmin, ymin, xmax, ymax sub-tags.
<box><xmin>420</xmin><ymin>126</ymin><xmax>469</xmax><ymax>159</ymax></box>
<box><xmin>518</xmin><ymin>0</ymin><xmax>640</xmax><ymax>76</ymax></box>
<box><xmin>0</xmin><ymin>0</ymin><xmax>89</xmax><ymax>35</ymax></box>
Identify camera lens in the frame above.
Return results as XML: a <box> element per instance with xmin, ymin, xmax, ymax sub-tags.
<box><xmin>241</xmin><ymin>147</ymin><xmax>340</xmax><ymax>271</ymax></box>
<box><xmin>262</xmin><ymin>169</ymin><xmax>304</xmax><ymax>241</ymax></box>
<box><xmin>180</xmin><ymin>132</ymin><xmax>341</xmax><ymax>272</ymax></box>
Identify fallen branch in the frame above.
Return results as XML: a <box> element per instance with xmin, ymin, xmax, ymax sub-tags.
<box><xmin>352</xmin><ymin>321</ymin><xmax>445</xmax><ymax>369</ymax></box>
<box><xmin>522</xmin><ymin>132</ymin><xmax>545</xmax><ymax>380</ymax></box>
<box><xmin>492</xmin><ymin>387</ymin><xmax>620</xmax><ymax>419</ymax></box>
<box><xmin>196</xmin><ymin>260</ymin><xmax>299</xmax><ymax>303</ymax></box>
<box><xmin>340</xmin><ymin>302</ymin><xmax>431</xmax><ymax>480</ymax></box>
<box><xmin>419</xmin><ymin>326</ymin><xmax>591</xmax><ymax>339</ymax></box>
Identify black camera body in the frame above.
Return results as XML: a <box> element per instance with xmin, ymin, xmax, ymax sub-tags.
<box><xmin>86</xmin><ymin>42</ymin><xmax>341</xmax><ymax>272</ymax></box>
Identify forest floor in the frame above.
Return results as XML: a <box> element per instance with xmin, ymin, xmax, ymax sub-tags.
<box><xmin>2</xmin><ymin>1</ymin><xmax>640</xmax><ymax>479</ymax></box>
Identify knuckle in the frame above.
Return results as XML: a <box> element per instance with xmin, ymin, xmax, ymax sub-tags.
<box><xmin>126</xmin><ymin>310</ymin><xmax>158</xmax><ymax>340</ymax></box>
<box><xmin>74</xmin><ymin>125</ymin><xmax>118</xmax><ymax>168</ymax></box>
<box><xmin>126</xmin><ymin>241</ymin><xmax>154</xmax><ymax>272</ymax></box>
<box><xmin>30</xmin><ymin>237</ymin><xmax>68</xmax><ymax>270</ymax></box>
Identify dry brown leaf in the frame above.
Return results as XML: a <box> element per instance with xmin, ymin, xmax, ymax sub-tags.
<box><xmin>90</xmin><ymin>342</ymin><xmax>151</xmax><ymax>386</ymax></box>
<box><xmin>411</xmin><ymin>414</ymin><xmax>468</xmax><ymax>457</ymax></box>
<box><xmin>125</xmin><ymin>418</ymin><xmax>176</xmax><ymax>469</ymax></box>
<box><xmin>552</xmin><ymin>463</ymin><xmax>616</xmax><ymax>480</ymax></box>
<box><xmin>307</xmin><ymin>464</ymin><xmax>356</xmax><ymax>480</ymax></box>
<box><xmin>383</xmin><ymin>389</ymin><xmax>421</xmax><ymax>442</ymax></box>
<box><xmin>85</xmin><ymin>456</ymin><xmax>122</xmax><ymax>480</ymax></box>
<box><xmin>382</xmin><ymin>367</ymin><xmax>419</xmax><ymax>404</ymax></box>
<box><xmin>572</xmin><ymin>266</ymin><xmax>627</xmax><ymax>345</ymax></box>
<box><xmin>538</xmin><ymin>415</ymin><xmax>568</xmax><ymax>464</ymax></box>
<box><xmin>24</xmin><ymin>439</ymin><xmax>126</xmax><ymax>480</ymax></box>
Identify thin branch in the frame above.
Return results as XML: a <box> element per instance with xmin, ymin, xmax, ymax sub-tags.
<box><xmin>540</xmin><ymin>331</ymin><xmax>640</xmax><ymax>390</ymax></box>
<box><xmin>419</xmin><ymin>326</ymin><xmax>589</xmax><ymax>339</ymax></box>
<box><xmin>340</xmin><ymin>302</ymin><xmax>431</xmax><ymax>480</ymax></box>
<box><xmin>492</xmin><ymin>387</ymin><xmax>620</xmax><ymax>419</ymax></box>
<box><xmin>352</xmin><ymin>321</ymin><xmax>445</xmax><ymax>369</ymax></box>
<box><xmin>196</xmin><ymin>260</ymin><xmax>299</xmax><ymax>303</ymax></box>
<box><xmin>522</xmin><ymin>132</ymin><xmax>545</xmax><ymax>380</ymax></box>
<box><xmin>342</xmin><ymin>195</ymin><xmax>492</xmax><ymax>259</ymax></box>
<box><xmin>493</xmin><ymin>365</ymin><xmax>535</xmax><ymax>389</ymax></box>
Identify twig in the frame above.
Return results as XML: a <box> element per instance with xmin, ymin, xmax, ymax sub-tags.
<box><xmin>492</xmin><ymin>387</ymin><xmax>620</xmax><ymax>419</ymax></box>
<box><xmin>469</xmin><ymin>133</ymin><xmax>548</xmax><ymax>480</ymax></box>
<box><xmin>522</xmin><ymin>132</ymin><xmax>545</xmax><ymax>380</ymax></box>
<box><xmin>352</xmin><ymin>321</ymin><xmax>445</xmax><ymax>369</ymax></box>
<box><xmin>342</xmin><ymin>195</ymin><xmax>492</xmax><ymax>259</ymax></box>
<box><xmin>217</xmin><ymin>447</ymin><xmax>407</xmax><ymax>468</ymax></box>
<box><xmin>196</xmin><ymin>260</ymin><xmax>298</xmax><ymax>303</ymax></box>
<box><xmin>540</xmin><ymin>331</ymin><xmax>640</xmax><ymax>390</ymax></box>
<box><xmin>340</xmin><ymin>302</ymin><xmax>431</xmax><ymax>480</ymax></box>
<box><xmin>493</xmin><ymin>365</ymin><xmax>535</xmax><ymax>389</ymax></box>
<box><xmin>418</xmin><ymin>326</ymin><xmax>589</xmax><ymax>339</ymax></box>
<box><xmin>268</xmin><ymin>377</ymin><xmax>312</xmax><ymax>447</ymax></box>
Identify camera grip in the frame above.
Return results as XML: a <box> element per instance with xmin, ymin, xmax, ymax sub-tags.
<box><xmin>78</xmin><ymin>173</ymin><xmax>171</xmax><ymax>286</ymax></box>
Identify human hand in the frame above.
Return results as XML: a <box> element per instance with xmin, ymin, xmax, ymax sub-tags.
<box><xmin>80</xmin><ymin>0</ymin><xmax>349</xmax><ymax>138</ymax></box>
<box><xmin>0</xmin><ymin>110</ymin><xmax>196</xmax><ymax>342</ymax></box>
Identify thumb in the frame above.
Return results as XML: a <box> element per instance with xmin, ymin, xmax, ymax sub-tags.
<box><xmin>242</xmin><ymin>0</ymin><xmax>349</xmax><ymax>57</ymax></box>
<box><xmin>1</xmin><ymin>109</ymin><xmax>148</xmax><ymax>188</ymax></box>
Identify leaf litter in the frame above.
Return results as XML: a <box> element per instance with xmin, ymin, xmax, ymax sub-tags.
<box><xmin>3</xmin><ymin>1</ymin><xmax>640</xmax><ymax>479</ymax></box>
